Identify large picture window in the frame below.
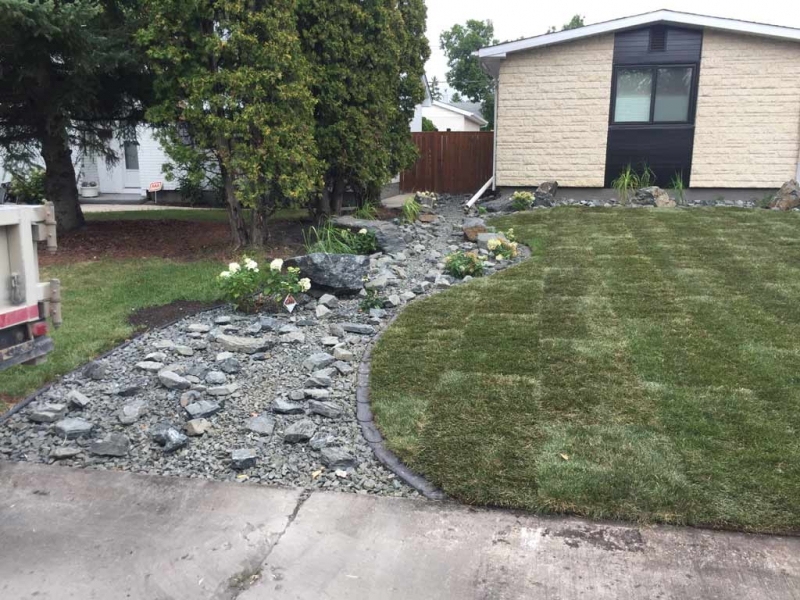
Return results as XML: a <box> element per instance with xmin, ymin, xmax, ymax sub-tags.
<box><xmin>613</xmin><ymin>66</ymin><xmax>693</xmax><ymax>124</ymax></box>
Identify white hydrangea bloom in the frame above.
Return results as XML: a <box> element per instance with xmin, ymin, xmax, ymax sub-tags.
<box><xmin>228</xmin><ymin>262</ymin><xmax>241</xmax><ymax>273</ymax></box>
<box><xmin>220</xmin><ymin>271</ymin><xmax>231</xmax><ymax>278</ymax></box>
<box><xmin>358</xmin><ymin>228</ymin><xmax>368</xmax><ymax>235</ymax></box>
<box><xmin>270</xmin><ymin>258</ymin><xmax>284</xmax><ymax>272</ymax></box>
<box><xmin>245</xmin><ymin>258</ymin><xmax>258</xmax><ymax>271</ymax></box>
<box><xmin>299</xmin><ymin>278</ymin><xmax>311</xmax><ymax>292</ymax></box>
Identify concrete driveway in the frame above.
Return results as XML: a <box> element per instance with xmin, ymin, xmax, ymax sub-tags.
<box><xmin>1</xmin><ymin>461</ymin><xmax>798</xmax><ymax>600</ymax></box>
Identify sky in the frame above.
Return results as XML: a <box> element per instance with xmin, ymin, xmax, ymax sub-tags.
<box><xmin>424</xmin><ymin>0</ymin><xmax>800</xmax><ymax>99</ymax></box>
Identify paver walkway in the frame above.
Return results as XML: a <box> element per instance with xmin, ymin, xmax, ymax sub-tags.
<box><xmin>1</xmin><ymin>461</ymin><xmax>798</xmax><ymax>599</ymax></box>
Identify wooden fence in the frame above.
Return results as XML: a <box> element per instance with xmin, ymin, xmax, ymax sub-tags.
<box><xmin>400</xmin><ymin>131</ymin><xmax>494</xmax><ymax>194</ymax></box>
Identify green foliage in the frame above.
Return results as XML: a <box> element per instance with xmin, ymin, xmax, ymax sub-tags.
<box><xmin>401</xmin><ymin>198</ymin><xmax>422</xmax><ymax>223</ymax></box>
<box><xmin>511</xmin><ymin>191</ymin><xmax>534</xmax><ymax>211</ymax></box>
<box><xmin>758</xmin><ymin>192</ymin><xmax>774</xmax><ymax>209</ymax></box>
<box><xmin>548</xmin><ymin>14</ymin><xmax>585</xmax><ymax>33</ymax></box>
<box><xmin>487</xmin><ymin>236</ymin><xmax>519</xmax><ymax>260</ymax></box>
<box><xmin>440</xmin><ymin>20</ymin><xmax>498</xmax><ymax>128</ymax></box>
<box><xmin>9</xmin><ymin>166</ymin><xmax>46</xmax><ymax>204</ymax></box>
<box><xmin>140</xmin><ymin>0</ymin><xmax>319</xmax><ymax>246</ymax></box>
<box><xmin>353</xmin><ymin>203</ymin><xmax>379</xmax><ymax>220</ymax></box>
<box><xmin>0</xmin><ymin>0</ymin><xmax>152</xmax><ymax>230</ymax></box>
<box><xmin>638</xmin><ymin>163</ymin><xmax>657</xmax><ymax>188</ymax></box>
<box><xmin>612</xmin><ymin>164</ymin><xmax>646</xmax><ymax>206</ymax></box>
<box><xmin>429</xmin><ymin>76</ymin><xmax>443</xmax><ymax>101</ymax></box>
<box><xmin>477</xmin><ymin>205</ymin><xmax>488</xmax><ymax>216</ymax></box>
<box><xmin>421</xmin><ymin>117</ymin><xmax>438</xmax><ymax>132</ymax></box>
<box><xmin>670</xmin><ymin>172</ymin><xmax>686</xmax><ymax>205</ymax></box>
<box><xmin>217</xmin><ymin>257</ymin><xmax>309</xmax><ymax>313</ymax></box>
<box><xmin>444</xmin><ymin>251</ymin><xmax>485</xmax><ymax>279</ymax></box>
<box><xmin>297</xmin><ymin>0</ymin><xmax>429</xmax><ymax>212</ymax></box>
<box><xmin>450</xmin><ymin>91</ymin><xmax>463</xmax><ymax>103</ymax></box>
<box><xmin>360</xmin><ymin>287</ymin><xmax>385</xmax><ymax>311</ymax></box>
<box><xmin>304</xmin><ymin>223</ymin><xmax>379</xmax><ymax>255</ymax></box>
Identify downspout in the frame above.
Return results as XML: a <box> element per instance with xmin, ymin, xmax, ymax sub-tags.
<box><xmin>492</xmin><ymin>78</ymin><xmax>499</xmax><ymax>191</ymax></box>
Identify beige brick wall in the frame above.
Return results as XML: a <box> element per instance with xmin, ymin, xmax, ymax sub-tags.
<box><xmin>692</xmin><ymin>31</ymin><xmax>800</xmax><ymax>188</ymax></box>
<box><xmin>496</xmin><ymin>35</ymin><xmax>614</xmax><ymax>187</ymax></box>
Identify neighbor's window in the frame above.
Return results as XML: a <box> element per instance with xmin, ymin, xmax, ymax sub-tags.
<box><xmin>613</xmin><ymin>66</ymin><xmax>693</xmax><ymax>124</ymax></box>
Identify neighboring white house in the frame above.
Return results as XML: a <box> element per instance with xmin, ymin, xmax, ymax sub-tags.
<box><xmin>410</xmin><ymin>75</ymin><xmax>434</xmax><ymax>133</ymax></box>
<box><xmin>79</xmin><ymin>127</ymin><xmax>175</xmax><ymax>198</ymax></box>
<box><xmin>421</xmin><ymin>100</ymin><xmax>488</xmax><ymax>132</ymax></box>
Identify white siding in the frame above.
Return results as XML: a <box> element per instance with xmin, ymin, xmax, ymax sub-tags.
<box><xmin>420</xmin><ymin>104</ymin><xmax>480</xmax><ymax>132</ymax></box>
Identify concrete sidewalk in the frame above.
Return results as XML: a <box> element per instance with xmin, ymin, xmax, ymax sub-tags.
<box><xmin>1</xmin><ymin>462</ymin><xmax>798</xmax><ymax>600</ymax></box>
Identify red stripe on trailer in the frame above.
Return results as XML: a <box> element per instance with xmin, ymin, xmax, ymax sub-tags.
<box><xmin>0</xmin><ymin>305</ymin><xmax>39</xmax><ymax>329</ymax></box>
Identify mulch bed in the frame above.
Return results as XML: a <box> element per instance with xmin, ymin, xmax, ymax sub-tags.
<box><xmin>40</xmin><ymin>218</ymin><xmax>309</xmax><ymax>266</ymax></box>
<box><xmin>128</xmin><ymin>300</ymin><xmax>223</xmax><ymax>332</ymax></box>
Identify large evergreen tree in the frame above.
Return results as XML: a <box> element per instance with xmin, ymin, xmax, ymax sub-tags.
<box><xmin>297</xmin><ymin>0</ymin><xmax>429</xmax><ymax>216</ymax></box>
<box><xmin>139</xmin><ymin>0</ymin><xmax>319</xmax><ymax>246</ymax></box>
<box><xmin>440</xmin><ymin>19</ymin><xmax>497</xmax><ymax>129</ymax></box>
<box><xmin>0</xmin><ymin>0</ymin><xmax>151</xmax><ymax>231</ymax></box>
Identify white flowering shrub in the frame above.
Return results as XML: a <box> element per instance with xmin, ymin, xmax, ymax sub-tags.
<box><xmin>217</xmin><ymin>256</ymin><xmax>310</xmax><ymax>313</ymax></box>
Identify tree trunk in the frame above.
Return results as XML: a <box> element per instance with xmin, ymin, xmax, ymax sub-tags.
<box><xmin>250</xmin><ymin>194</ymin><xmax>270</xmax><ymax>247</ymax></box>
<box><xmin>331</xmin><ymin>177</ymin><xmax>346</xmax><ymax>215</ymax></box>
<box><xmin>218</xmin><ymin>157</ymin><xmax>249</xmax><ymax>248</ymax></box>
<box><xmin>40</xmin><ymin>122</ymin><xmax>84</xmax><ymax>232</ymax></box>
<box><xmin>315</xmin><ymin>185</ymin><xmax>332</xmax><ymax>224</ymax></box>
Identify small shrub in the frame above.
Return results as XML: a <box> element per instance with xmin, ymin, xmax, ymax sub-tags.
<box><xmin>354</xmin><ymin>203</ymin><xmax>378</xmax><ymax>220</ymax></box>
<box><xmin>359</xmin><ymin>286</ymin><xmax>385</xmax><ymax>311</ymax></box>
<box><xmin>304</xmin><ymin>223</ymin><xmax>378</xmax><ymax>255</ymax></box>
<box><xmin>670</xmin><ymin>172</ymin><xmax>686</xmax><ymax>205</ymax></box>
<box><xmin>477</xmin><ymin>206</ymin><xmax>488</xmax><ymax>216</ymax></box>
<box><xmin>511</xmin><ymin>191</ymin><xmax>533</xmax><ymax>211</ymax></box>
<box><xmin>422</xmin><ymin>116</ymin><xmax>438</xmax><ymax>132</ymax></box>
<box><xmin>444</xmin><ymin>251</ymin><xmax>485</xmax><ymax>279</ymax></box>
<box><xmin>401</xmin><ymin>198</ymin><xmax>421</xmax><ymax>223</ymax></box>
<box><xmin>217</xmin><ymin>257</ymin><xmax>309</xmax><ymax>313</ymax></box>
<box><xmin>487</xmin><ymin>237</ymin><xmax>519</xmax><ymax>261</ymax></box>
<box><xmin>9</xmin><ymin>167</ymin><xmax>46</xmax><ymax>204</ymax></box>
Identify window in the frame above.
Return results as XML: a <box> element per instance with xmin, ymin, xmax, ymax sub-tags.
<box><xmin>123</xmin><ymin>141</ymin><xmax>139</xmax><ymax>170</ymax></box>
<box><xmin>613</xmin><ymin>66</ymin><xmax>693</xmax><ymax>124</ymax></box>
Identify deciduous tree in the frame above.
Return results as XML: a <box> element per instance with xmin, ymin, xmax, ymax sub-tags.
<box><xmin>440</xmin><ymin>19</ymin><xmax>497</xmax><ymax>128</ymax></box>
<box><xmin>139</xmin><ymin>0</ymin><xmax>319</xmax><ymax>247</ymax></box>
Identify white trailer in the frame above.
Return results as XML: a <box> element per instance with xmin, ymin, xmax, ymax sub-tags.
<box><xmin>0</xmin><ymin>203</ymin><xmax>61</xmax><ymax>371</ymax></box>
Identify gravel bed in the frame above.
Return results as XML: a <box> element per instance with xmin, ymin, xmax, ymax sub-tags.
<box><xmin>0</xmin><ymin>194</ymin><xmax>527</xmax><ymax>497</ymax></box>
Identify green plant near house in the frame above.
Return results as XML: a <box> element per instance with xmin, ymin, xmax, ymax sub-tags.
<box><xmin>303</xmin><ymin>223</ymin><xmax>379</xmax><ymax>255</ymax></box>
<box><xmin>611</xmin><ymin>163</ymin><xmax>639</xmax><ymax>206</ymax></box>
<box><xmin>477</xmin><ymin>205</ymin><xmax>488</xmax><ymax>216</ymax></box>
<box><xmin>444</xmin><ymin>250</ymin><xmax>485</xmax><ymax>279</ymax></box>
<box><xmin>638</xmin><ymin>163</ymin><xmax>657</xmax><ymax>188</ymax></box>
<box><xmin>401</xmin><ymin>197</ymin><xmax>422</xmax><ymax>223</ymax></box>
<box><xmin>353</xmin><ymin>203</ymin><xmax>379</xmax><ymax>220</ymax></box>
<box><xmin>421</xmin><ymin>116</ymin><xmax>438</xmax><ymax>131</ymax></box>
<box><xmin>670</xmin><ymin>172</ymin><xmax>686</xmax><ymax>205</ymax></box>
<box><xmin>511</xmin><ymin>191</ymin><xmax>533</xmax><ymax>211</ymax></box>
<box><xmin>9</xmin><ymin>166</ymin><xmax>46</xmax><ymax>204</ymax></box>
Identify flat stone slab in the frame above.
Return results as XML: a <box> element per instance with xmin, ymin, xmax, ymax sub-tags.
<box><xmin>54</xmin><ymin>418</ymin><xmax>94</xmax><ymax>439</ymax></box>
<box><xmin>283</xmin><ymin>419</ymin><xmax>316</xmax><ymax>443</ymax></box>
<box><xmin>158</xmin><ymin>370</ymin><xmax>191</xmax><ymax>390</ymax></box>
<box><xmin>302</xmin><ymin>352</ymin><xmax>336</xmax><ymax>372</ymax></box>
<box><xmin>231</xmin><ymin>448</ymin><xmax>257</xmax><ymax>470</ymax></box>
<box><xmin>341</xmin><ymin>323</ymin><xmax>375</xmax><ymax>335</ymax></box>
<box><xmin>90</xmin><ymin>433</ymin><xmax>130</xmax><ymax>457</ymax></box>
<box><xmin>308</xmin><ymin>400</ymin><xmax>342</xmax><ymax>419</ymax></box>
<box><xmin>28</xmin><ymin>403</ymin><xmax>67</xmax><ymax>424</ymax></box>
<box><xmin>67</xmin><ymin>390</ymin><xmax>91</xmax><ymax>409</ymax></box>
<box><xmin>216</xmin><ymin>333</ymin><xmax>272</xmax><ymax>354</ymax></box>
<box><xmin>246</xmin><ymin>415</ymin><xmax>275</xmax><ymax>436</ymax></box>
<box><xmin>118</xmin><ymin>399</ymin><xmax>148</xmax><ymax>425</ymax></box>
<box><xmin>184</xmin><ymin>400</ymin><xmax>221</xmax><ymax>420</ymax></box>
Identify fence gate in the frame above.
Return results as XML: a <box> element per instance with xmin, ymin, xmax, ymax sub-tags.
<box><xmin>400</xmin><ymin>131</ymin><xmax>494</xmax><ymax>194</ymax></box>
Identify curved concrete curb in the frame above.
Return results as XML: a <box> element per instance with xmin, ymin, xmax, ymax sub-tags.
<box><xmin>355</xmin><ymin>312</ymin><xmax>446</xmax><ymax>501</ymax></box>
<box><xmin>0</xmin><ymin>304</ymin><xmax>224</xmax><ymax>426</ymax></box>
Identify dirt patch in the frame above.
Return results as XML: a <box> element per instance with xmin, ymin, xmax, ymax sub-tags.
<box><xmin>128</xmin><ymin>300</ymin><xmax>222</xmax><ymax>331</ymax></box>
<box><xmin>40</xmin><ymin>218</ymin><xmax>309</xmax><ymax>266</ymax></box>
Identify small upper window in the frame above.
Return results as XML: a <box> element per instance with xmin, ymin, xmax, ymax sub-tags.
<box><xmin>649</xmin><ymin>27</ymin><xmax>667</xmax><ymax>52</ymax></box>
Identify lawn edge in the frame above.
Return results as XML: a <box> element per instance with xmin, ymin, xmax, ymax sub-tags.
<box><xmin>356</xmin><ymin>310</ymin><xmax>447</xmax><ymax>501</ymax></box>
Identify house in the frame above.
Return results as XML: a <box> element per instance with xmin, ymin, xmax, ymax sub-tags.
<box><xmin>478</xmin><ymin>10</ymin><xmax>800</xmax><ymax>189</ymax></box>
<box><xmin>421</xmin><ymin>100</ymin><xmax>488</xmax><ymax>132</ymax></box>
<box><xmin>79</xmin><ymin>127</ymin><xmax>177</xmax><ymax>199</ymax></box>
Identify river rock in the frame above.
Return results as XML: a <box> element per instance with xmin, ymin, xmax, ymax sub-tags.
<box><xmin>90</xmin><ymin>433</ymin><xmax>130</xmax><ymax>457</ymax></box>
<box><xmin>285</xmin><ymin>253</ymin><xmax>370</xmax><ymax>294</ymax></box>
<box><xmin>216</xmin><ymin>334</ymin><xmax>272</xmax><ymax>354</ymax></box>
<box><xmin>283</xmin><ymin>419</ymin><xmax>317</xmax><ymax>443</ymax></box>
<box><xmin>54</xmin><ymin>418</ymin><xmax>94</xmax><ymax>439</ymax></box>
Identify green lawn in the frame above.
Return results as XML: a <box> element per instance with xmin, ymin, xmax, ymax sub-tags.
<box><xmin>371</xmin><ymin>208</ymin><xmax>800</xmax><ymax>533</ymax></box>
<box><xmin>1</xmin><ymin>259</ymin><xmax>220</xmax><ymax>403</ymax></box>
